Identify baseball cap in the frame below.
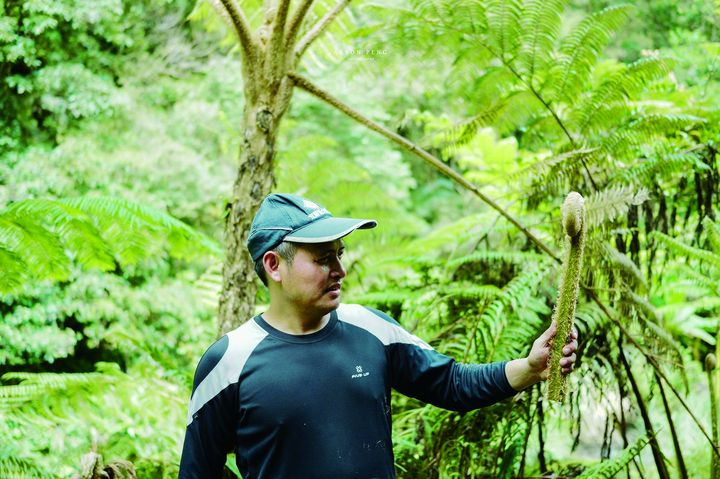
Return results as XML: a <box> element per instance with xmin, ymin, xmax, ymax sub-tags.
<box><xmin>247</xmin><ymin>193</ymin><xmax>377</xmax><ymax>262</ymax></box>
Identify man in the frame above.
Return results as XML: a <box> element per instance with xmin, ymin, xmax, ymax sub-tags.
<box><xmin>179</xmin><ymin>193</ymin><xmax>578</xmax><ymax>479</ymax></box>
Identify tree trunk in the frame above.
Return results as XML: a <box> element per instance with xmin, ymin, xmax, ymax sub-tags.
<box><xmin>217</xmin><ymin>83</ymin><xmax>294</xmax><ymax>335</ymax></box>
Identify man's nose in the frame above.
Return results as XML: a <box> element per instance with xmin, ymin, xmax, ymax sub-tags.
<box><xmin>330</xmin><ymin>257</ymin><xmax>346</xmax><ymax>279</ymax></box>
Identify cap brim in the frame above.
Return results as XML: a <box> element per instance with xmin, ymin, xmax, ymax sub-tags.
<box><xmin>284</xmin><ymin>217</ymin><xmax>377</xmax><ymax>243</ymax></box>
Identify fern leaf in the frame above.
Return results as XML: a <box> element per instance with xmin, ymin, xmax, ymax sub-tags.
<box><xmin>601</xmin><ymin>243</ymin><xmax>647</xmax><ymax>291</ymax></box>
<box><xmin>0</xmin><ymin>454</ymin><xmax>54</xmax><ymax>479</ymax></box>
<box><xmin>517</xmin><ymin>0</ymin><xmax>567</xmax><ymax>81</ymax></box>
<box><xmin>574</xmin><ymin>57</ymin><xmax>671</xmax><ymax>133</ymax></box>
<box><xmin>618</xmin><ymin>141</ymin><xmax>704</xmax><ymax>183</ymax></box>
<box><xmin>550</xmin><ymin>5</ymin><xmax>633</xmax><ymax>103</ymax></box>
<box><xmin>576</xmin><ymin>433</ymin><xmax>651</xmax><ymax>478</ymax></box>
<box><xmin>0</xmin><ymin>216</ymin><xmax>71</xmax><ymax>281</ymax></box>
<box><xmin>704</xmin><ymin>217</ymin><xmax>720</xmax><ymax>254</ymax></box>
<box><xmin>583</xmin><ymin>186</ymin><xmax>648</xmax><ymax>228</ymax></box>
<box><xmin>486</xmin><ymin>0</ymin><xmax>523</xmax><ymax>61</ymax></box>
<box><xmin>653</xmin><ymin>231</ymin><xmax>720</xmax><ymax>271</ymax></box>
<box><xmin>447</xmin><ymin>250</ymin><xmax>544</xmax><ymax>269</ymax></box>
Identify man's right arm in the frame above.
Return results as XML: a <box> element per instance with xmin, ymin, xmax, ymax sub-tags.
<box><xmin>179</xmin><ymin>335</ymin><xmax>238</xmax><ymax>478</ymax></box>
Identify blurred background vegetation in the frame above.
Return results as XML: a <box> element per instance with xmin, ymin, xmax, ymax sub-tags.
<box><xmin>1</xmin><ymin>0</ymin><xmax>719</xmax><ymax>477</ymax></box>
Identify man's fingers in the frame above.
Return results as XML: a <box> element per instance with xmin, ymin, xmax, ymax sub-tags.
<box><xmin>539</xmin><ymin>321</ymin><xmax>557</xmax><ymax>345</ymax></box>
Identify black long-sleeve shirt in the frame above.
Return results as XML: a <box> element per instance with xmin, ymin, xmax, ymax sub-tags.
<box><xmin>179</xmin><ymin>303</ymin><xmax>517</xmax><ymax>478</ymax></box>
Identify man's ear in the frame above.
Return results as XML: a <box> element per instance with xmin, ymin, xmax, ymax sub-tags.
<box><xmin>263</xmin><ymin>251</ymin><xmax>282</xmax><ymax>283</ymax></box>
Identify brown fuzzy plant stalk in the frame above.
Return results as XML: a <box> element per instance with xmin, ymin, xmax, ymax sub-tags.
<box><xmin>547</xmin><ymin>192</ymin><xmax>586</xmax><ymax>402</ymax></box>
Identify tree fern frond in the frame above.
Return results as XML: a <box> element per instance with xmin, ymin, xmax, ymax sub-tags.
<box><xmin>485</xmin><ymin>0</ymin><xmax>523</xmax><ymax>61</ymax></box>
<box><xmin>517</xmin><ymin>0</ymin><xmax>566</xmax><ymax>81</ymax></box>
<box><xmin>601</xmin><ymin>243</ymin><xmax>647</xmax><ymax>291</ymax></box>
<box><xmin>447</xmin><ymin>250</ymin><xmax>544</xmax><ymax>269</ymax></box>
<box><xmin>677</xmin><ymin>264</ymin><xmax>720</xmax><ymax>295</ymax></box>
<box><xmin>574</xmin><ymin>57</ymin><xmax>671</xmax><ymax>133</ymax></box>
<box><xmin>352</xmin><ymin>290</ymin><xmax>420</xmax><ymax>307</ymax></box>
<box><xmin>574</xmin><ymin>302</ymin><xmax>610</xmax><ymax>338</ymax></box>
<box><xmin>550</xmin><ymin>5</ymin><xmax>632</xmax><ymax>102</ymax></box>
<box><xmin>0</xmin><ymin>368</ymin><xmax>115</xmax><ymax>406</ymax></box>
<box><xmin>438</xmin><ymin>283</ymin><xmax>500</xmax><ymax>301</ymax></box>
<box><xmin>473</xmin><ymin>265</ymin><xmax>549</xmax><ymax>361</ymax></box>
<box><xmin>431</xmin><ymin>99</ymin><xmax>508</xmax><ymax>151</ymax></box>
<box><xmin>6</xmin><ymin>199</ymin><xmax>115</xmax><ymax>270</ymax></box>
<box><xmin>618</xmin><ymin>143</ymin><xmax>704</xmax><ymax>183</ymax></box>
<box><xmin>596</xmin><ymin>113</ymin><xmax>702</xmax><ymax>163</ymax></box>
<box><xmin>653</xmin><ymin>231</ymin><xmax>720</xmax><ymax>271</ymax></box>
<box><xmin>515</xmin><ymin>147</ymin><xmax>596</xmax><ymax>185</ymax></box>
<box><xmin>194</xmin><ymin>261</ymin><xmax>223</xmax><ymax>310</ymax></box>
<box><xmin>583</xmin><ymin>186</ymin><xmax>648</xmax><ymax>228</ymax></box>
<box><xmin>576</xmin><ymin>433</ymin><xmax>651</xmax><ymax>478</ymax></box>
<box><xmin>704</xmin><ymin>217</ymin><xmax>720</xmax><ymax>254</ymax></box>
<box><xmin>0</xmin><ymin>454</ymin><xmax>54</xmax><ymax>479</ymax></box>
<box><xmin>61</xmin><ymin>196</ymin><xmax>221</xmax><ymax>258</ymax></box>
<box><xmin>0</xmin><ymin>216</ymin><xmax>71</xmax><ymax>281</ymax></box>
<box><xmin>623</xmin><ymin>289</ymin><xmax>686</xmax><ymax>369</ymax></box>
<box><xmin>0</xmin><ymin>246</ymin><xmax>27</xmax><ymax>294</ymax></box>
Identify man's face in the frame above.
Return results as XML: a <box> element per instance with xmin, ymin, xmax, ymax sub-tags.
<box><xmin>278</xmin><ymin>239</ymin><xmax>346</xmax><ymax>315</ymax></box>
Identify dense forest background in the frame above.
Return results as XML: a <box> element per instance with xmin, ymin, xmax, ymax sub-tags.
<box><xmin>1</xmin><ymin>0</ymin><xmax>719</xmax><ymax>477</ymax></box>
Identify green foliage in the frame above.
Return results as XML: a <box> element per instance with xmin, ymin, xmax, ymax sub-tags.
<box><xmin>2</xmin><ymin>0</ymin><xmax>719</xmax><ymax>477</ymax></box>
<box><xmin>0</xmin><ymin>362</ymin><xmax>187</xmax><ymax>478</ymax></box>
<box><xmin>575</xmin><ymin>433</ymin><xmax>651</xmax><ymax>478</ymax></box>
<box><xmin>0</xmin><ymin>196</ymin><xmax>220</xmax><ymax>295</ymax></box>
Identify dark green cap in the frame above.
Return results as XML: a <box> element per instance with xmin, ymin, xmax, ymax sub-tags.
<box><xmin>247</xmin><ymin>193</ymin><xmax>377</xmax><ymax>262</ymax></box>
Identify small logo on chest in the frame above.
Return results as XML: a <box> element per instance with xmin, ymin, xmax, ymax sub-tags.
<box><xmin>351</xmin><ymin>365</ymin><xmax>370</xmax><ymax>379</ymax></box>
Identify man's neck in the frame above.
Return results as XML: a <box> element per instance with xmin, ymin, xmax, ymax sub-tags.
<box><xmin>262</xmin><ymin>303</ymin><xmax>331</xmax><ymax>335</ymax></box>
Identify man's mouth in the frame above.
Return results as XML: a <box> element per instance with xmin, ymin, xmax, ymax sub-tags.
<box><xmin>326</xmin><ymin>283</ymin><xmax>341</xmax><ymax>292</ymax></box>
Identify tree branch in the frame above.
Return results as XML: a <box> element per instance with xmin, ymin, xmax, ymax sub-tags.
<box><xmin>218</xmin><ymin>0</ymin><xmax>258</xmax><ymax>66</ymax></box>
<box><xmin>268</xmin><ymin>0</ymin><xmax>292</xmax><ymax>66</ymax></box>
<box><xmin>288</xmin><ymin>72</ymin><xmax>559</xmax><ymax>261</ymax></box>
<box><xmin>294</xmin><ymin>0</ymin><xmax>351</xmax><ymax>62</ymax></box>
<box><xmin>285</xmin><ymin>0</ymin><xmax>315</xmax><ymax>50</ymax></box>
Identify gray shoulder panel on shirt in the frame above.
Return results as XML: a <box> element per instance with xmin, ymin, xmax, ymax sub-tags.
<box><xmin>336</xmin><ymin>303</ymin><xmax>432</xmax><ymax>350</ymax></box>
<box><xmin>186</xmin><ymin>319</ymin><xmax>268</xmax><ymax>425</ymax></box>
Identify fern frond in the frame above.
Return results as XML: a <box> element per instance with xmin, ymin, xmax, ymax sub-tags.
<box><xmin>0</xmin><ymin>454</ymin><xmax>54</xmax><ymax>479</ymax></box>
<box><xmin>704</xmin><ymin>217</ymin><xmax>720</xmax><ymax>254</ymax></box>
<box><xmin>623</xmin><ymin>289</ymin><xmax>686</xmax><ymax>369</ymax></box>
<box><xmin>517</xmin><ymin>0</ymin><xmax>566</xmax><ymax>81</ymax></box>
<box><xmin>447</xmin><ymin>250</ymin><xmax>544</xmax><ymax>269</ymax></box>
<box><xmin>596</xmin><ymin>113</ymin><xmax>702</xmax><ymax>164</ymax></box>
<box><xmin>601</xmin><ymin>243</ymin><xmax>647</xmax><ymax>291</ymax></box>
<box><xmin>653</xmin><ymin>231</ymin><xmax>720</xmax><ymax>271</ymax></box>
<box><xmin>583</xmin><ymin>186</ymin><xmax>648</xmax><ymax>228</ymax></box>
<box><xmin>576</xmin><ymin>433</ymin><xmax>651</xmax><ymax>478</ymax></box>
<box><xmin>574</xmin><ymin>57</ymin><xmax>671</xmax><ymax>133</ymax></box>
<box><xmin>550</xmin><ymin>5</ymin><xmax>633</xmax><ymax>103</ymax></box>
<box><xmin>351</xmin><ymin>290</ymin><xmax>420</xmax><ymax>307</ymax></box>
<box><xmin>0</xmin><ymin>197</ymin><xmax>221</xmax><ymax>295</ymax></box>
<box><xmin>438</xmin><ymin>284</ymin><xmax>500</xmax><ymax>301</ymax></box>
<box><xmin>473</xmin><ymin>265</ymin><xmax>550</xmax><ymax>361</ymax></box>
<box><xmin>6</xmin><ymin>199</ymin><xmax>114</xmax><ymax>270</ymax></box>
<box><xmin>485</xmin><ymin>0</ymin><xmax>523</xmax><ymax>61</ymax></box>
<box><xmin>677</xmin><ymin>264</ymin><xmax>720</xmax><ymax>295</ymax></box>
<box><xmin>0</xmin><ymin>246</ymin><xmax>26</xmax><ymax>293</ymax></box>
<box><xmin>618</xmin><ymin>142</ymin><xmax>704</xmax><ymax>183</ymax></box>
<box><xmin>574</xmin><ymin>302</ymin><xmax>610</xmax><ymax>337</ymax></box>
